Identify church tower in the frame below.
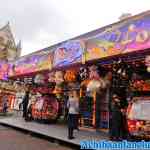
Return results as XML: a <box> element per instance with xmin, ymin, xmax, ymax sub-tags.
<box><xmin>0</xmin><ymin>22</ymin><xmax>21</xmax><ymax>61</ymax></box>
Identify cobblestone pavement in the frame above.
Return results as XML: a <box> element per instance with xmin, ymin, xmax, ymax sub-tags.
<box><xmin>0</xmin><ymin>125</ymin><xmax>73</xmax><ymax>150</ymax></box>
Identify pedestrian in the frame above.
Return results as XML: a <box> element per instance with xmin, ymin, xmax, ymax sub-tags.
<box><xmin>110</xmin><ymin>94</ymin><xmax>122</xmax><ymax>141</ymax></box>
<box><xmin>26</xmin><ymin>103</ymin><xmax>33</xmax><ymax>121</ymax></box>
<box><xmin>67</xmin><ymin>91</ymin><xmax>79</xmax><ymax>139</ymax></box>
<box><xmin>120</xmin><ymin>107</ymin><xmax>129</xmax><ymax>139</ymax></box>
<box><xmin>73</xmin><ymin>91</ymin><xmax>80</xmax><ymax>130</ymax></box>
<box><xmin>64</xmin><ymin>92</ymin><xmax>69</xmax><ymax>122</ymax></box>
<box><xmin>22</xmin><ymin>89</ymin><xmax>30</xmax><ymax>121</ymax></box>
<box><xmin>2</xmin><ymin>95</ymin><xmax>8</xmax><ymax>114</ymax></box>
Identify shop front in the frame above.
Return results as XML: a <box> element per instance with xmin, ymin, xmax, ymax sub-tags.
<box><xmin>8</xmin><ymin>11</ymin><xmax>150</xmax><ymax>136</ymax></box>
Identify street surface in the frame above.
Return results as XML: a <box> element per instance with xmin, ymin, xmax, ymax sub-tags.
<box><xmin>0</xmin><ymin>125</ymin><xmax>73</xmax><ymax>150</ymax></box>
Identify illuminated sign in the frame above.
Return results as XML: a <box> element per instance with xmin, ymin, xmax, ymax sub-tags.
<box><xmin>85</xmin><ymin>13</ymin><xmax>150</xmax><ymax>61</ymax></box>
<box><xmin>53</xmin><ymin>40</ymin><xmax>83</xmax><ymax>67</ymax></box>
<box><xmin>14</xmin><ymin>51</ymin><xmax>53</xmax><ymax>76</ymax></box>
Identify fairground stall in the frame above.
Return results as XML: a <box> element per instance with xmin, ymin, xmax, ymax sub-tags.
<box><xmin>8</xmin><ymin>11</ymin><xmax>150</xmax><ymax>136</ymax></box>
<box><xmin>8</xmin><ymin>49</ymin><xmax>60</xmax><ymax>122</ymax></box>
<box><xmin>0</xmin><ymin>61</ymin><xmax>16</xmax><ymax>113</ymax></box>
<box><xmin>82</xmin><ymin>10</ymin><xmax>150</xmax><ymax>135</ymax></box>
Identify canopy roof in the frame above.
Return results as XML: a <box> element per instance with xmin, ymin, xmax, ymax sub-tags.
<box><xmin>9</xmin><ymin>10</ymin><xmax>150</xmax><ymax>77</ymax></box>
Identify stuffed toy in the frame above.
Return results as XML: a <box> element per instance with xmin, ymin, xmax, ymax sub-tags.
<box><xmin>55</xmin><ymin>71</ymin><xmax>64</xmax><ymax>85</ymax></box>
<box><xmin>89</xmin><ymin>65</ymin><xmax>100</xmax><ymax>80</ymax></box>
<box><xmin>87</xmin><ymin>80</ymin><xmax>101</xmax><ymax>92</ymax></box>
<box><xmin>48</xmin><ymin>72</ymin><xmax>55</xmax><ymax>83</ymax></box>
<box><xmin>34</xmin><ymin>74</ymin><xmax>45</xmax><ymax>84</ymax></box>
<box><xmin>78</xmin><ymin>67</ymin><xmax>89</xmax><ymax>81</ymax></box>
<box><xmin>64</xmin><ymin>70</ymin><xmax>76</xmax><ymax>82</ymax></box>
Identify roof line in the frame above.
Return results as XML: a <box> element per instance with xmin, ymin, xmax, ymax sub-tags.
<box><xmin>21</xmin><ymin>10</ymin><xmax>150</xmax><ymax>58</ymax></box>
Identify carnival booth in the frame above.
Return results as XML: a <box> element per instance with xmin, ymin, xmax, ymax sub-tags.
<box><xmin>0</xmin><ymin>80</ymin><xmax>16</xmax><ymax>112</ymax></box>
<box><xmin>81</xmin><ymin>11</ymin><xmax>150</xmax><ymax>134</ymax></box>
<box><xmin>8</xmin><ymin>11</ymin><xmax>150</xmax><ymax>135</ymax></box>
<box><xmin>127</xmin><ymin>55</ymin><xmax>150</xmax><ymax>139</ymax></box>
<box><xmin>0</xmin><ymin>61</ymin><xmax>16</xmax><ymax>113</ymax></box>
<box><xmin>9</xmin><ymin>50</ymin><xmax>61</xmax><ymax>122</ymax></box>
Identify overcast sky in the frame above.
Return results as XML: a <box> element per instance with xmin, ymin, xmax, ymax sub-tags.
<box><xmin>0</xmin><ymin>0</ymin><xmax>149</xmax><ymax>56</ymax></box>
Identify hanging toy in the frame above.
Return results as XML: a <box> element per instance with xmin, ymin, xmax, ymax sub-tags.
<box><xmin>55</xmin><ymin>71</ymin><xmax>64</xmax><ymax>85</ymax></box>
<box><xmin>48</xmin><ymin>72</ymin><xmax>55</xmax><ymax>83</ymax></box>
<box><xmin>78</xmin><ymin>67</ymin><xmax>89</xmax><ymax>81</ymax></box>
<box><xmin>53</xmin><ymin>85</ymin><xmax>63</xmax><ymax>94</ymax></box>
<box><xmin>145</xmin><ymin>56</ymin><xmax>150</xmax><ymax>73</ymax></box>
<box><xmin>64</xmin><ymin>70</ymin><xmax>76</xmax><ymax>82</ymax></box>
<box><xmin>34</xmin><ymin>74</ymin><xmax>45</xmax><ymax>84</ymax></box>
<box><xmin>89</xmin><ymin>65</ymin><xmax>100</xmax><ymax>80</ymax></box>
<box><xmin>104</xmin><ymin>72</ymin><xmax>112</xmax><ymax>87</ymax></box>
<box><xmin>87</xmin><ymin>80</ymin><xmax>102</xmax><ymax>92</ymax></box>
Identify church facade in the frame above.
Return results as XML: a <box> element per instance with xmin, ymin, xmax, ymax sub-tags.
<box><xmin>0</xmin><ymin>22</ymin><xmax>21</xmax><ymax>62</ymax></box>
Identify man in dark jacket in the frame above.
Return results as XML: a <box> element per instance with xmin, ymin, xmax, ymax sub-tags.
<box><xmin>2</xmin><ymin>95</ymin><xmax>8</xmax><ymax>114</ymax></box>
<box><xmin>22</xmin><ymin>90</ymin><xmax>30</xmax><ymax>120</ymax></box>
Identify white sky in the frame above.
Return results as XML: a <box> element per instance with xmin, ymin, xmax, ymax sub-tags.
<box><xmin>1</xmin><ymin>0</ymin><xmax>149</xmax><ymax>56</ymax></box>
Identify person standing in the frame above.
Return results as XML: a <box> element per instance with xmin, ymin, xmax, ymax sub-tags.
<box><xmin>67</xmin><ymin>91</ymin><xmax>79</xmax><ymax>139</ymax></box>
<box><xmin>64</xmin><ymin>92</ymin><xmax>69</xmax><ymax>122</ymax></box>
<box><xmin>120</xmin><ymin>107</ymin><xmax>129</xmax><ymax>139</ymax></box>
<box><xmin>73</xmin><ymin>91</ymin><xmax>80</xmax><ymax>130</ymax></box>
<box><xmin>110</xmin><ymin>94</ymin><xmax>122</xmax><ymax>141</ymax></box>
<box><xmin>2</xmin><ymin>95</ymin><xmax>8</xmax><ymax>114</ymax></box>
<box><xmin>22</xmin><ymin>89</ymin><xmax>30</xmax><ymax>121</ymax></box>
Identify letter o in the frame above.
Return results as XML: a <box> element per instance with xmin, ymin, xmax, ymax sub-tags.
<box><xmin>136</xmin><ymin>30</ymin><xmax>149</xmax><ymax>43</ymax></box>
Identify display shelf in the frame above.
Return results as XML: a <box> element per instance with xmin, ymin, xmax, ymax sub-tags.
<box><xmin>31</xmin><ymin>95</ymin><xmax>59</xmax><ymax>121</ymax></box>
<box><xmin>98</xmin><ymin>91</ymin><xmax>109</xmax><ymax>129</ymax></box>
<box><xmin>131</xmin><ymin>91</ymin><xmax>150</xmax><ymax>97</ymax></box>
<box><xmin>79</xmin><ymin>96</ymin><xmax>94</xmax><ymax>128</ymax></box>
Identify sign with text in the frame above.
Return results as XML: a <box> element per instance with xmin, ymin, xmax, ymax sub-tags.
<box><xmin>0</xmin><ymin>61</ymin><xmax>9</xmax><ymax>80</ymax></box>
<box><xmin>14</xmin><ymin>51</ymin><xmax>53</xmax><ymax>76</ymax></box>
<box><xmin>53</xmin><ymin>40</ymin><xmax>83</xmax><ymax>67</ymax></box>
<box><xmin>85</xmin><ymin>13</ymin><xmax>150</xmax><ymax>61</ymax></box>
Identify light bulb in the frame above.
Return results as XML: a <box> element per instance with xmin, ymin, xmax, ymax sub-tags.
<box><xmin>147</xmin><ymin>67</ymin><xmax>150</xmax><ymax>72</ymax></box>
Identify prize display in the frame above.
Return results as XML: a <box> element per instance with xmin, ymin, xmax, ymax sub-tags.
<box><xmin>0</xmin><ymin>91</ymin><xmax>15</xmax><ymax>112</ymax></box>
<box><xmin>78</xmin><ymin>67</ymin><xmax>89</xmax><ymax>81</ymax></box>
<box><xmin>13</xmin><ymin>91</ymin><xmax>25</xmax><ymax>110</ymax></box>
<box><xmin>32</xmin><ymin>94</ymin><xmax>59</xmax><ymax>121</ymax></box>
<box><xmin>127</xmin><ymin>97</ymin><xmax>150</xmax><ymax>138</ymax></box>
<box><xmin>64</xmin><ymin>70</ymin><xmax>77</xmax><ymax>82</ymax></box>
<box><xmin>98</xmin><ymin>90</ymin><xmax>109</xmax><ymax>129</ymax></box>
<box><xmin>80</xmin><ymin>95</ymin><xmax>94</xmax><ymax>127</ymax></box>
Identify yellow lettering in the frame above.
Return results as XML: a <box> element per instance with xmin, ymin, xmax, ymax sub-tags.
<box><xmin>114</xmin><ymin>30</ymin><xmax>121</xmax><ymax>42</ymax></box>
<box><xmin>136</xmin><ymin>30</ymin><xmax>149</xmax><ymax>43</ymax></box>
<box><xmin>121</xmin><ymin>30</ymin><xmax>133</xmax><ymax>45</ymax></box>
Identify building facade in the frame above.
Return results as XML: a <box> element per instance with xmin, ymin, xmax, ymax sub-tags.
<box><xmin>0</xmin><ymin>22</ymin><xmax>21</xmax><ymax>61</ymax></box>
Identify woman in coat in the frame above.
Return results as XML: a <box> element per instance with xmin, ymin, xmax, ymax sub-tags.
<box><xmin>67</xmin><ymin>91</ymin><xmax>79</xmax><ymax>139</ymax></box>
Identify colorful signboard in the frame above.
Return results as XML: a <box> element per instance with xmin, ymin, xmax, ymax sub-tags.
<box><xmin>53</xmin><ymin>40</ymin><xmax>83</xmax><ymax>67</ymax></box>
<box><xmin>85</xmin><ymin>14</ymin><xmax>150</xmax><ymax>61</ymax></box>
<box><xmin>13</xmin><ymin>51</ymin><xmax>53</xmax><ymax>76</ymax></box>
<box><xmin>0</xmin><ymin>61</ymin><xmax>10</xmax><ymax>80</ymax></box>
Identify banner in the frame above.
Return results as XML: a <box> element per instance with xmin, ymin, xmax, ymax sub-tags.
<box><xmin>0</xmin><ymin>61</ymin><xmax>10</xmax><ymax>80</ymax></box>
<box><xmin>14</xmin><ymin>51</ymin><xmax>53</xmax><ymax>76</ymax></box>
<box><xmin>85</xmin><ymin>13</ymin><xmax>150</xmax><ymax>61</ymax></box>
<box><xmin>53</xmin><ymin>40</ymin><xmax>83</xmax><ymax>67</ymax></box>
